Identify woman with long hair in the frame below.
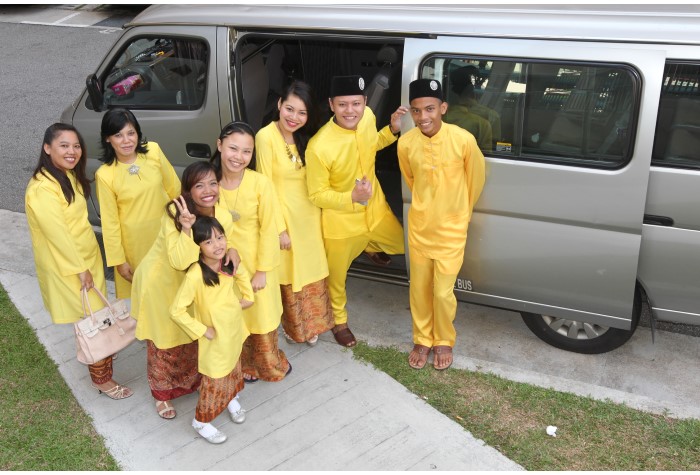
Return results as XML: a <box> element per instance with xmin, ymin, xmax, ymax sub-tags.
<box><xmin>255</xmin><ymin>81</ymin><xmax>334</xmax><ymax>347</ymax></box>
<box><xmin>131</xmin><ymin>161</ymin><xmax>240</xmax><ymax>419</ymax></box>
<box><xmin>26</xmin><ymin>123</ymin><xmax>133</xmax><ymax>399</ymax></box>
<box><xmin>211</xmin><ymin>121</ymin><xmax>291</xmax><ymax>382</ymax></box>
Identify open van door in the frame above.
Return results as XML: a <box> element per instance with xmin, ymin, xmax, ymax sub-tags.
<box><xmin>402</xmin><ymin>37</ymin><xmax>665</xmax><ymax>353</ymax></box>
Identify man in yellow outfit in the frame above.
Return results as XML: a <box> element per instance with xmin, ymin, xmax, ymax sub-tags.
<box><xmin>306</xmin><ymin>75</ymin><xmax>408</xmax><ymax>347</ymax></box>
<box><xmin>397</xmin><ymin>79</ymin><xmax>486</xmax><ymax>370</ymax></box>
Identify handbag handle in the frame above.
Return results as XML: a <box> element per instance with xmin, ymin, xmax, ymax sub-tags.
<box><xmin>81</xmin><ymin>287</ymin><xmax>114</xmax><ymax>325</ymax></box>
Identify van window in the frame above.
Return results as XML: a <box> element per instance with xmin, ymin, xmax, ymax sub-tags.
<box><xmin>96</xmin><ymin>37</ymin><xmax>208</xmax><ymax>110</ymax></box>
<box><xmin>422</xmin><ymin>57</ymin><xmax>639</xmax><ymax>168</ymax></box>
<box><xmin>652</xmin><ymin>62</ymin><xmax>700</xmax><ymax>169</ymax></box>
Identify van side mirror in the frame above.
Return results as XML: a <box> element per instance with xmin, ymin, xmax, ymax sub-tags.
<box><xmin>86</xmin><ymin>74</ymin><xmax>104</xmax><ymax>112</ymax></box>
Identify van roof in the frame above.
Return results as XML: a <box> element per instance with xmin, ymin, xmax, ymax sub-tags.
<box><xmin>128</xmin><ymin>4</ymin><xmax>700</xmax><ymax>46</ymax></box>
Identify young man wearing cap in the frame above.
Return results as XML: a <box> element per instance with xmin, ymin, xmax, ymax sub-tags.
<box><xmin>397</xmin><ymin>78</ymin><xmax>486</xmax><ymax>370</ymax></box>
<box><xmin>306</xmin><ymin>75</ymin><xmax>408</xmax><ymax>348</ymax></box>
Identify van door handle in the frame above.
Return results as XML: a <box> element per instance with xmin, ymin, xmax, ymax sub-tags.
<box><xmin>186</xmin><ymin>143</ymin><xmax>211</xmax><ymax>159</ymax></box>
<box><xmin>643</xmin><ymin>214</ymin><xmax>674</xmax><ymax>227</ymax></box>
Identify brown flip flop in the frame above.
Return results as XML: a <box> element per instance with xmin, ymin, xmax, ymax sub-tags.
<box><xmin>408</xmin><ymin>344</ymin><xmax>431</xmax><ymax>370</ymax></box>
<box><xmin>433</xmin><ymin>346</ymin><xmax>453</xmax><ymax>371</ymax></box>
<box><xmin>332</xmin><ymin>325</ymin><xmax>357</xmax><ymax>347</ymax></box>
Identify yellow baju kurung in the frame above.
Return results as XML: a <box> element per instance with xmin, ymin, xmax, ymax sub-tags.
<box><xmin>255</xmin><ymin>122</ymin><xmax>334</xmax><ymax>343</ymax></box>
<box><xmin>131</xmin><ymin>203</ymin><xmax>236</xmax><ymax>349</ymax></box>
<box><xmin>255</xmin><ymin>122</ymin><xmax>329</xmax><ymax>290</ymax></box>
<box><xmin>397</xmin><ymin>122</ymin><xmax>486</xmax><ymax>347</ymax></box>
<box><xmin>170</xmin><ymin>262</ymin><xmax>254</xmax><ymax>378</ymax></box>
<box><xmin>25</xmin><ymin>171</ymin><xmax>106</xmax><ymax>323</ymax></box>
<box><xmin>306</xmin><ymin>107</ymin><xmax>405</xmax><ymax>324</ymax></box>
<box><xmin>219</xmin><ymin>170</ymin><xmax>282</xmax><ymax>334</ymax></box>
<box><xmin>95</xmin><ymin>142</ymin><xmax>180</xmax><ymax>298</ymax></box>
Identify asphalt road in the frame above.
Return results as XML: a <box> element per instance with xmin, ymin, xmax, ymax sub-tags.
<box><xmin>0</xmin><ymin>6</ymin><xmax>143</xmax><ymax>213</ymax></box>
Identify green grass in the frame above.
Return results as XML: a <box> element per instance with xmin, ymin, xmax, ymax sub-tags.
<box><xmin>0</xmin><ymin>286</ymin><xmax>118</xmax><ymax>470</ymax></box>
<box><xmin>353</xmin><ymin>342</ymin><xmax>700</xmax><ymax>471</ymax></box>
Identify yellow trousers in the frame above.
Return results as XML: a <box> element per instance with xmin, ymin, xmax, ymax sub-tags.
<box><xmin>324</xmin><ymin>212</ymin><xmax>404</xmax><ymax>325</ymax></box>
<box><xmin>409</xmin><ymin>251</ymin><xmax>463</xmax><ymax>348</ymax></box>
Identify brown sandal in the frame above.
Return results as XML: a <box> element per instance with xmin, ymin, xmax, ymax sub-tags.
<box><xmin>332</xmin><ymin>324</ymin><xmax>357</xmax><ymax>347</ymax></box>
<box><xmin>433</xmin><ymin>346</ymin><xmax>453</xmax><ymax>371</ymax></box>
<box><xmin>408</xmin><ymin>344</ymin><xmax>431</xmax><ymax>370</ymax></box>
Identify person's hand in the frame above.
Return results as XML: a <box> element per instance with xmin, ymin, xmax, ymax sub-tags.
<box><xmin>279</xmin><ymin>230</ymin><xmax>291</xmax><ymax>250</ymax></box>
<box><xmin>351</xmin><ymin>175</ymin><xmax>372</xmax><ymax>203</ymax></box>
<box><xmin>224</xmin><ymin>247</ymin><xmax>241</xmax><ymax>273</ymax></box>
<box><xmin>116</xmin><ymin>262</ymin><xmax>133</xmax><ymax>282</ymax></box>
<box><xmin>240</xmin><ymin>299</ymin><xmax>253</xmax><ymax>310</ymax></box>
<box><xmin>252</xmin><ymin>271</ymin><xmax>267</xmax><ymax>292</ymax></box>
<box><xmin>390</xmin><ymin>106</ymin><xmax>409</xmax><ymax>135</ymax></box>
<box><xmin>78</xmin><ymin>270</ymin><xmax>94</xmax><ymax>291</ymax></box>
<box><xmin>173</xmin><ymin>195</ymin><xmax>195</xmax><ymax>233</ymax></box>
<box><xmin>204</xmin><ymin>327</ymin><xmax>216</xmax><ymax>340</ymax></box>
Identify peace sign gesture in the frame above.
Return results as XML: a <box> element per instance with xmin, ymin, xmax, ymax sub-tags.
<box><xmin>174</xmin><ymin>195</ymin><xmax>195</xmax><ymax>232</ymax></box>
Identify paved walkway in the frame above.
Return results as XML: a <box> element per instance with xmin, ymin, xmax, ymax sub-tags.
<box><xmin>1</xmin><ymin>210</ymin><xmax>521</xmax><ymax>471</ymax></box>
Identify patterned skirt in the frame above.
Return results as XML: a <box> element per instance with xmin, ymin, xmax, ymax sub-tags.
<box><xmin>241</xmin><ymin>329</ymin><xmax>290</xmax><ymax>382</ymax></box>
<box><xmin>195</xmin><ymin>360</ymin><xmax>244</xmax><ymax>423</ymax></box>
<box><xmin>280</xmin><ymin>278</ymin><xmax>334</xmax><ymax>343</ymax></box>
<box><xmin>147</xmin><ymin>340</ymin><xmax>201</xmax><ymax>401</ymax></box>
<box><xmin>88</xmin><ymin>355</ymin><xmax>113</xmax><ymax>385</ymax></box>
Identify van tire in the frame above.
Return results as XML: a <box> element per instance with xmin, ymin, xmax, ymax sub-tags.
<box><xmin>520</xmin><ymin>285</ymin><xmax>641</xmax><ymax>354</ymax></box>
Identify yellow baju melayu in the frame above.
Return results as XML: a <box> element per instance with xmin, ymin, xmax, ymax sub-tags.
<box><xmin>219</xmin><ymin>170</ymin><xmax>282</xmax><ymax>335</ymax></box>
<box><xmin>131</xmin><ymin>203</ymin><xmax>237</xmax><ymax>349</ymax></box>
<box><xmin>25</xmin><ymin>171</ymin><xmax>106</xmax><ymax>323</ymax></box>
<box><xmin>397</xmin><ymin>122</ymin><xmax>486</xmax><ymax>347</ymax></box>
<box><xmin>170</xmin><ymin>262</ymin><xmax>254</xmax><ymax>379</ymax></box>
<box><xmin>306</xmin><ymin>107</ymin><xmax>405</xmax><ymax>325</ymax></box>
<box><xmin>95</xmin><ymin>142</ymin><xmax>180</xmax><ymax>299</ymax></box>
<box><xmin>255</xmin><ymin>122</ymin><xmax>329</xmax><ymax>290</ymax></box>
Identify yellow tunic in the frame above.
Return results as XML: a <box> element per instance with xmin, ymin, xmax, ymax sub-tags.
<box><xmin>255</xmin><ymin>121</ymin><xmax>329</xmax><ymax>291</ymax></box>
<box><xmin>306</xmin><ymin>107</ymin><xmax>398</xmax><ymax>239</ymax></box>
<box><xmin>171</xmin><ymin>262</ymin><xmax>254</xmax><ymax>378</ymax></box>
<box><xmin>25</xmin><ymin>171</ymin><xmax>106</xmax><ymax>323</ymax></box>
<box><xmin>95</xmin><ymin>142</ymin><xmax>180</xmax><ymax>298</ymax></box>
<box><xmin>131</xmin><ymin>204</ymin><xmax>237</xmax><ymax>349</ymax></box>
<box><xmin>219</xmin><ymin>170</ymin><xmax>282</xmax><ymax>334</ymax></box>
<box><xmin>397</xmin><ymin>123</ymin><xmax>486</xmax><ymax>274</ymax></box>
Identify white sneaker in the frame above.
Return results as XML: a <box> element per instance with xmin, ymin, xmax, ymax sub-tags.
<box><xmin>192</xmin><ymin>418</ymin><xmax>227</xmax><ymax>444</ymax></box>
<box><xmin>227</xmin><ymin>396</ymin><xmax>246</xmax><ymax>424</ymax></box>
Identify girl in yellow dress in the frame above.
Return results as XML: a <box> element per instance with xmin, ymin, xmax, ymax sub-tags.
<box><xmin>25</xmin><ymin>123</ymin><xmax>132</xmax><ymax>400</ymax></box>
<box><xmin>96</xmin><ymin>108</ymin><xmax>180</xmax><ymax>299</ymax></box>
<box><xmin>171</xmin><ymin>216</ymin><xmax>254</xmax><ymax>444</ymax></box>
<box><xmin>255</xmin><ymin>81</ymin><xmax>334</xmax><ymax>346</ymax></box>
<box><xmin>131</xmin><ymin>161</ymin><xmax>240</xmax><ymax>419</ymax></box>
<box><xmin>211</xmin><ymin>121</ymin><xmax>291</xmax><ymax>382</ymax></box>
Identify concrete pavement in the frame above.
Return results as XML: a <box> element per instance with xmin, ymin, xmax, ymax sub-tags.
<box><xmin>3</xmin><ymin>206</ymin><xmax>700</xmax><ymax>469</ymax></box>
<box><xmin>0</xmin><ymin>209</ymin><xmax>521</xmax><ymax>471</ymax></box>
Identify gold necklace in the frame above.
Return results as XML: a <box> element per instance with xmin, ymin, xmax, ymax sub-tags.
<box><xmin>226</xmin><ymin>169</ymin><xmax>244</xmax><ymax>222</ymax></box>
<box><xmin>277</xmin><ymin>122</ymin><xmax>302</xmax><ymax>170</ymax></box>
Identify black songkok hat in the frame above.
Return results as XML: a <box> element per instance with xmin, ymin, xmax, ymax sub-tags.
<box><xmin>409</xmin><ymin>79</ymin><xmax>443</xmax><ymax>102</ymax></box>
<box><xmin>330</xmin><ymin>75</ymin><xmax>366</xmax><ymax>97</ymax></box>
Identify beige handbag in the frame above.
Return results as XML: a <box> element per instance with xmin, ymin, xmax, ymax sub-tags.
<box><xmin>74</xmin><ymin>287</ymin><xmax>136</xmax><ymax>365</ymax></box>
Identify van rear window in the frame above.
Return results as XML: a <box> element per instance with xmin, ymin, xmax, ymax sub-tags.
<box><xmin>652</xmin><ymin>62</ymin><xmax>700</xmax><ymax>169</ymax></box>
<box><xmin>422</xmin><ymin>57</ymin><xmax>639</xmax><ymax>169</ymax></box>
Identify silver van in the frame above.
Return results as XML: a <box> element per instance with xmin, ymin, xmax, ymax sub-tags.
<box><xmin>61</xmin><ymin>4</ymin><xmax>700</xmax><ymax>354</ymax></box>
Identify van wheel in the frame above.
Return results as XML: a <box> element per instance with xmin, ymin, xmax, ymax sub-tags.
<box><xmin>520</xmin><ymin>285</ymin><xmax>641</xmax><ymax>354</ymax></box>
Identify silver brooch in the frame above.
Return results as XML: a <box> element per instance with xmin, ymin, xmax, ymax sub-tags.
<box><xmin>128</xmin><ymin>164</ymin><xmax>140</xmax><ymax>175</ymax></box>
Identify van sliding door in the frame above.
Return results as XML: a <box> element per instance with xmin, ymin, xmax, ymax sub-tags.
<box><xmin>401</xmin><ymin>37</ymin><xmax>665</xmax><ymax>330</ymax></box>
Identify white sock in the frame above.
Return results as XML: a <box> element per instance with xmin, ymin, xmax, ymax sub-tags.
<box><xmin>192</xmin><ymin>418</ymin><xmax>218</xmax><ymax>438</ymax></box>
<box><xmin>228</xmin><ymin>395</ymin><xmax>242</xmax><ymax>413</ymax></box>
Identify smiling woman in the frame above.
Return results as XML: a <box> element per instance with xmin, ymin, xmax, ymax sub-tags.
<box><xmin>95</xmin><ymin>108</ymin><xmax>181</xmax><ymax>299</ymax></box>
